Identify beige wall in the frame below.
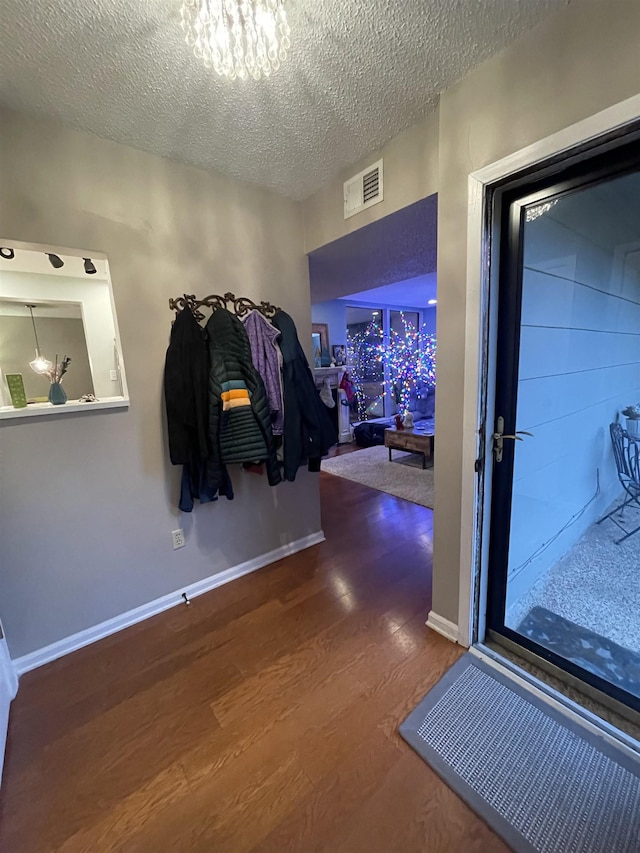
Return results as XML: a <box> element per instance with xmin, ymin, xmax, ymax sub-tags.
<box><xmin>2</xmin><ymin>0</ymin><xmax>639</xmax><ymax>659</ymax></box>
<box><xmin>434</xmin><ymin>0</ymin><xmax>640</xmax><ymax>624</ymax></box>
<box><xmin>302</xmin><ymin>111</ymin><xmax>440</xmax><ymax>253</ymax></box>
<box><xmin>0</xmin><ymin>109</ymin><xmax>320</xmax><ymax>658</ymax></box>
<box><xmin>301</xmin><ymin>0</ymin><xmax>640</xmax><ymax>630</ymax></box>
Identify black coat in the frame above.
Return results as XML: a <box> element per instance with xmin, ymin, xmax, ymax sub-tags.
<box><xmin>164</xmin><ymin>307</ymin><xmax>208</xmax><ymax>466</ymax></box>
<box><xmin>271</xmin><ymin>310</ymin><xmax>337</xmax><ymax>481</ymax></box>
<box><xmin>164</xmin><ymin>307</ymin><xmax>224</xmax><ymax>512</ymax></box>
<box><xmin>204</xmin><ymin>308</ymin><xmax>281</xmax><ymax>493</ymax></box>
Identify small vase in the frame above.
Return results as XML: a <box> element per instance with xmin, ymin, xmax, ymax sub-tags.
<box><xmin>48</xmin><ymin>382</ymin><xmax>67</xmax><ymax>405</ymax></box>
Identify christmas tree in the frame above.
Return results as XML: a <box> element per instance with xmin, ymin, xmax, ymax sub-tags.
<box><xmin>346</xmin><ymin>313</ymin><xmax>436</xmax><ymax>421</ymax></box>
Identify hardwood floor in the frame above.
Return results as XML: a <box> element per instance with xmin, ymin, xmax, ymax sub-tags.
<box><xmin>0</xmin><ymin>474</ymin><xmax>509</xmax><ymax>853</ymax></box>
<box><xmin>326</xmin><ymin>438</ymin><xmax>362</xmax><ymax>457</ymax></box>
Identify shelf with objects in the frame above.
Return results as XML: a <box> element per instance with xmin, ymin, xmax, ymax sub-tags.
<box><xmin>0</xmin><ymin>239</ymin><xmax>129</xmax><ymax>420</ymax></box>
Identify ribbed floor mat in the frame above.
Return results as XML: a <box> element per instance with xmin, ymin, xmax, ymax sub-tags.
<box><xmin>400</xmin><ymin>654</ymin><xmax>640</xmax><ymax>852</ymax></box>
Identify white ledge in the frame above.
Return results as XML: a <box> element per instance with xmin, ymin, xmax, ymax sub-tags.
<box><xmin>0</xmin><ymin>396</ymin><xmax>129</xmax><ymax>420</ymax></box>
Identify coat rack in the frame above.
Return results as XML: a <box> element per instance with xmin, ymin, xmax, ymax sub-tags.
<box><xmin>169</xmin><ymin>292</ymin><xmax>281</xmax><ymax>323</ymax></box>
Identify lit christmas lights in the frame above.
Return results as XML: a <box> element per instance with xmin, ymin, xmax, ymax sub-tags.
<box><xmin>346</xmin><ymin>312</ymin><xmax>436</xmax><ymax>421</ymax></box>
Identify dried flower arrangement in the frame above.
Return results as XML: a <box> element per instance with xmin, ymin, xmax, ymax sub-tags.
<box><xmin>44</xmin><ymin>354</ymin><xmax>71</xmax><ymax>385</ymax></box>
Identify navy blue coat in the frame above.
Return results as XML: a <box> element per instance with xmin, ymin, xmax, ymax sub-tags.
<box><xmin>272</xmin><ymin>311</ymin><xmax>337</xmax><ymax>481</ymax></box>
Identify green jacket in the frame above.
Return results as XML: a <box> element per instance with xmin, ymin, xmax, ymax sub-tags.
<box><xmin>204</xmin><ymin>308</ymin><xmax>281</xmax><ymax>493</ymax></box>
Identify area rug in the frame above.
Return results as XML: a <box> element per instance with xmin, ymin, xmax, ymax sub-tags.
<box><xmin>321</xmin><ymin>445</ymin><xmax>434</xmax><ymax>508</ymax></box>
<box><xmin>400</xmin><ymin>653</ymin><xmax>640</xmax><ymax>853</ymax></box>
<box><xmin>517</xmin><ymin>607</ymin><xmax>640</xmax><ymax>699</ymax></box>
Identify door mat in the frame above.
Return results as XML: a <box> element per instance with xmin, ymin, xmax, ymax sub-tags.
<box><xmin>518</xmin><ymin>606</ymin><xmax>640</xmax><ymax>699</ymax></box>
<box><xmin>399</xmin><ymin>653</ymin><xmax>640</xmax><ymax>852</ymax></box>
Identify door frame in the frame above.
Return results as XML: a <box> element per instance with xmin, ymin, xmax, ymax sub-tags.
<box><xmin>458</xmin><ymin>93</ymin><xmax>640</xmax><ymax>649</ymax></box>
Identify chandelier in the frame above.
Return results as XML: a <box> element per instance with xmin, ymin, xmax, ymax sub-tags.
<box><xmin>180</xmin><ymin>0</ymin><xmax>291</xmax><ymax>81</ymax></box>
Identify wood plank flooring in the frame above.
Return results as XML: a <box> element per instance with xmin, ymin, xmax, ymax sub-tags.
<box><xmin>0</xmin><ymin>473</ymin><xmax>509</xmax><ymax>853</ymax></box>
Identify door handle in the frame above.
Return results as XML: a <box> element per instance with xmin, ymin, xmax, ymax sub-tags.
<box><xmin>493</xmin><ymin>417</ymin><xmax>533</xmax><ymax>463</ymax></box>
<box><xmin>495</xmin><ymin>431</ymin><xmax>534</xmax><ymax>440</ymax></box>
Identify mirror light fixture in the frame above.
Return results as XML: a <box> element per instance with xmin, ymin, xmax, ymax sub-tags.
<box><xmin>47</xmin><ymin>253</ymin><xmax>64</xmax><ymax>269</ymax></box>
<box><xmin>83</xmin><ymin>258</ymin><xmax>97</xmax><ymax>275</ymax></box>
<box><xmin>180</xmin><ymin>0</ymin><xmax>291</xmax><ymax>81</ymax></box>
<box><xmin>0</xmin><ymin>247</ymin><xmax>15</xmax><ymax>260</ymax></box>
<box><xmin>26</xmin><ymin>304</ymin><xmax>53</xmax><ymax>375</ymax></box>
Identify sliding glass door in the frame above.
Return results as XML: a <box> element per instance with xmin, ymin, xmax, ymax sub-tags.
<box><xmin>487</xmin><ymin>136</ymin><xmax>640</xmax><ymax>712</ymax></box>
<box><xmin>346</xmin><ymin>306</ymin><xmax>385</xmax><ymax>419</ymax></box>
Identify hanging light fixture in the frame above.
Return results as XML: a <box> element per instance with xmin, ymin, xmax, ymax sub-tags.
<box><xmin>26</xmin><ymin>305</ymin><xmax>53</xmax><ymax>375</ymax></box>
<box><xmin>180</xmin><ymin>0</ymin><xmax>291</xmax><ymax>81</ymax></box>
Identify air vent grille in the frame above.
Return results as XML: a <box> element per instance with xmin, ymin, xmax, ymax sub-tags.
<box><xmin>343</xmin><ymin>159</ymin><xmax>384</xmax><ymax>219</ymax></box>
<box><xmin>362</xmin><ymin>167</ymin><xmax>379</xmax><ymax>203</ymax></box>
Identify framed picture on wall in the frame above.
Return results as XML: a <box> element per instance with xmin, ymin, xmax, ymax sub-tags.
<box><xmin>332</xmin><ymin>344</ymin><xmax>346</xmax><ymax>365</ymax></box>
<box><xmin>312</xmin><ymin>323</ymin><xmax>329</xmax><ymax>353</ymax></box>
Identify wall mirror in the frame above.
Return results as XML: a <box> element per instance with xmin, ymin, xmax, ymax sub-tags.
<box><xmin>0</xmin><ymin>239</ymin><xmax>128</xmax><ymax>419</ymax></box>
<box><xmin>311</xmin><ymin>322</ymin><xmax>330</xmax><ymax>367</ymax></box>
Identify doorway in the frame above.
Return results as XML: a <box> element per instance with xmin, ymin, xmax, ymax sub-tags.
<box><xmin>483</xmin><ymin>129</ymin><xmax>640</xmax><ymax>714</ymax></box>
<box><xmin>308</xmin><ymin>194</ymin><xmax>438</xmax><ymax>444</ymax></box>
<box><xmin>308</xmin><ymin>198</ymin><xmax>438</xmax><ymax>515</ymax></box>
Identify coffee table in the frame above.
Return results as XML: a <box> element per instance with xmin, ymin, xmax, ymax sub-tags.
<box><xmin>384</xmin><ymin>427</ymin><xmax>434</xmax><ymax>469</ymax></box>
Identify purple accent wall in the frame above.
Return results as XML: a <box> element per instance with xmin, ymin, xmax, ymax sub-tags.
<box><xmin>308</xmin><ymin>194</ymin><xmax>437</xmax><ymax>303</ymax></box>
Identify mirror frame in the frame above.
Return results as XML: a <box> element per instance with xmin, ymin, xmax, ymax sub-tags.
<box><xmin>0</xmin><ymin>238</ymin><xmax>129</xmax><ymax>420</ymax></box>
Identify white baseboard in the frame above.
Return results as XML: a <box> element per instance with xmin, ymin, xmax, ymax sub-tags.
<box><xmin>426</xmin><ymin>611</ymin><xmax>459</xmax><ymax>643</ymax></box>
<box><xmin>0</xmin><ymin>637</ymin><xmax>18</xmax><ymax>786</ymax></box>
<box><xmin>13</xmin><ymin>530</ymin><xmax>325</xmax><ymax>675</ymax></box>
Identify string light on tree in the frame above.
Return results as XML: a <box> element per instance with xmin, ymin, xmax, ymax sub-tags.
<box><xmin>346</xmin><ymin>312</ymin><xmax>436</xmax><ymax>421</ymax></box>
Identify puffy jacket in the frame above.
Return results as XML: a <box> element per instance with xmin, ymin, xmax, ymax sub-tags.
<box><xmin>271</xmin><ymin>310</ymin><xmax>337</xmax><ymax>481</ymax></box>
<box><xmin>204</xmin><ymin>308</ymin><xmax>281</xmax><ymax>493</ymax></box>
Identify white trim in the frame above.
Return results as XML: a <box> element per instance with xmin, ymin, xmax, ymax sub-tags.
<box><xmin>0</xmin><ymin>637</ymin><xmax>18</xmax><ymax>787</ymax></box>
<box><xmin>0</xmin><ymin>397</ymin><xmax>129</xmax><ymax>420</ymax></box>
<box><xmin>13</xmin><ymin>531</ymin><xmax>325</xmax><ymax>675</ymax></box>
<box><xmin>469</xmin><ymin>95</ymin><xmax>640</xmax><ymax>185</ymax></box>
<box><xmin>426</xmin><ymin>611</ymin><xmax>459</xmax><ymax>643</ymax></box>
<box><xmin>457</xmin><ymin>174</ymin><xmax>487</xmax><ymax>648</ymax></box>
<box><xmin>460</xmin><ymin>93</ymin><xmax>640</xmax><ymax>647</ymax></box>
<box><xmin>0</xmin><ymin>639</ymin><xmax>18</xmax><ymax>699</ymax></box>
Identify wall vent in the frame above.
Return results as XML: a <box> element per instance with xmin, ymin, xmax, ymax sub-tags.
<box><xmin>343</xmin><ymin>159</ymin><xmax>384</xmax><ymax>219</ymax></box>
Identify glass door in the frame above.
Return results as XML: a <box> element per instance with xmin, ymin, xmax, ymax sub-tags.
<box><xmin>487</xmin><ymin>138</ymin><xmax>640</xmax><ymax>712</ymax></box>
<box><xmin>346</xmin><ymin>306</ymin><xmax>385</xmax><ymax>420</ymax></box>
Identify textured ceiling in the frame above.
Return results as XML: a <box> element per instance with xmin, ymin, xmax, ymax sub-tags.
<box><xmin>0</xmin><ymin>0</ymin><xmax>569</xmax><ymax>200</ymax></box>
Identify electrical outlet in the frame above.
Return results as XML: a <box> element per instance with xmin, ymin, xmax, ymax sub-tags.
<box><xmin>171</xmin><ymin>529</ymin><xmax>185</xmax><ymax>550</ymax></box>
<box><xmin>109</xmin><ymin>369</ymin><xmax>118</xmax><ymax>381</ymax></box>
